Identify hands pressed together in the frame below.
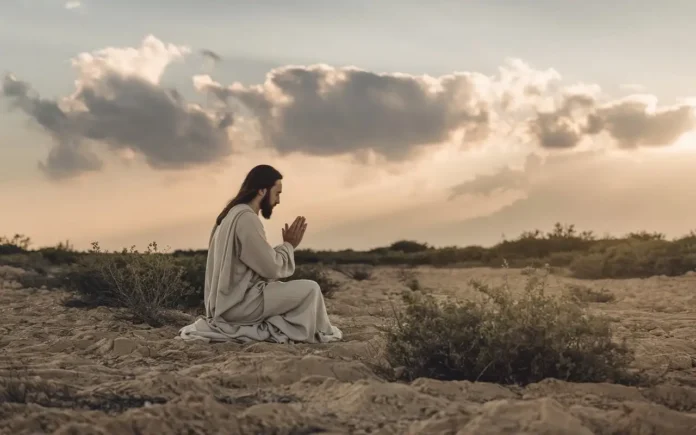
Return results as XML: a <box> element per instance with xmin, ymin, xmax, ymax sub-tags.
<box><xmin>282</xmin><ymin>216</ymin><xmax>307</xmax><ymax>248</ymax></box>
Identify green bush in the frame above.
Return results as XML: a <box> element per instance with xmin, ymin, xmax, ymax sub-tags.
<box><xmin>382</xmin><ymin>268</ymin><xmax>633</xmax><ymax>385</ymax></box>
<box><xmin>65</xmin><ymin>242</ymin><xmax>195</xmax><ymax>326</ymax></box>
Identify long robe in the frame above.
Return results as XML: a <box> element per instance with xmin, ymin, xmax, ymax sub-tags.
<box><xmin>178</xmin><ymin>204</ymin><xmax>343</xmax><ymax>344</ymax></box>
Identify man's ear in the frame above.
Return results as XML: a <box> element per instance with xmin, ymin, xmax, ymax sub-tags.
<box><xmin>258</xmin><ymin>188</ymin><xmax>267</xmax><ymax>197</ymax></box>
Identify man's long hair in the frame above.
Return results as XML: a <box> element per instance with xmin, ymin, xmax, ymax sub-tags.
<box><xmin>214</xmin><ymin>164</ymin><xmax>283</xmax><ymax>227</ymax></box>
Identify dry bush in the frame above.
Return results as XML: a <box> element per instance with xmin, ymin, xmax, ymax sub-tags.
<box><xmin>567</xmin><ymin>284</ymin><xmax>616</xmax><ymax>303</ymax></box>
<box><xmin>570</xmin><ymin>238</ymin><xmax>696</xmax><ymax>279</ymax></box>
<box><xmin>382</xmin><ymin>268</ymin><xmax>634</xmax><ymax>385</ymax></box>
<box><xmin>287</xmin><ymin>264</ymin><xmax>340</xmax><ymax>298</ymax></box>
<box><xmin>65</xmin><ymin>241</ymin><xmax>195</xmax><ymax>326</ymax></box>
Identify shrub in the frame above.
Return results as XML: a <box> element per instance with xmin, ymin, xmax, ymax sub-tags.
<box><xmin>382</xmin><ymin>268</ymin><xmax>633</xmax><ymax>385</ymax></box>
<box><xmin>288</xmin><ymin>264</ymin><xmax>340</xmax><ymax>298</ymax></box>
<box><xmin>38</xmin><ymin>240</ymin><xmax>80</xmax><ymax>266</ymax></box>
<box><xmin>172</xmin><ymin>254</ymin><xmax>207</xmax><ymax>310</ymax></box>
<box><xmin>570</xmin><ymin>239</ymin><xmax>696</xmax><ymax>279</ymax></box>
<box><xmin>0</xmin><ymin>234</ymin><xmax>31</xmax><ymax>254</ymax></box>
<box><xmin>65</xmin><ymin>241</ymin><xmax>195</xmax><ymax>326</ymax></box>
<box><xmin>387</xmin><ymin>240</ymin><xmax>430</xmax><ymax>253</ymax></box>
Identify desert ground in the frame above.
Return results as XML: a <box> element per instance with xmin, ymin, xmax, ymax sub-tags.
<box><xmin>2</xmin><ymin>264</ymin><xmax>696</xmax><ymax>434</ymax></box>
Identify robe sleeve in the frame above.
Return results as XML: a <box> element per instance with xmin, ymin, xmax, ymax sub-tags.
<box><xmin>236</xmin><ymin>211</ymin><xmax>296</xmax><ymax>280</ymax></box>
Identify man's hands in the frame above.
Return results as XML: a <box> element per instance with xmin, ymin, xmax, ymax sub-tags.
<box><xmin>282</xmin><ymin>216</ymin><xmax>307</xmax><ymax>248</ymax></box>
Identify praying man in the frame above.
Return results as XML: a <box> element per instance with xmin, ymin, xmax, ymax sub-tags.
<box><xmin>179</xmin><ymin>164</ymin><xmax>343</xmax><ymax>344</ymax></box>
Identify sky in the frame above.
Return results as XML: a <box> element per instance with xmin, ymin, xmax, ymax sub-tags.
<box><xmin>1</xmin><ymin>0</ymin><xmax>696</xmax><ymax>252</ymax></box>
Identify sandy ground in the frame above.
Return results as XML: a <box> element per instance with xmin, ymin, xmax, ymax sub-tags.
<box><xmin>2</xmin><ymin>265</ymin><xmax>696</xmax><ymax>434</ymax></box>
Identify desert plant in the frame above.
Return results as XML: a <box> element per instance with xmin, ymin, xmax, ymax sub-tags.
<box><xmin>288</xmin><ymin>264</ymin><xmax>340</xmax><ymax>298</ymax></box>
<box><xmin>173</xmin><ymin>254</ymin><xmax>207</xmax><ymax>310</ymax></box>
<box><xmin>382</xmin><ymin>267</ymin><xmax>633</xmax><ymax>385</ymax></box>
<box><xmin>65</xmin><ymin>241</ymin><xmax>195</xmax><ymax>326</ymax></box>
<box><xmin>0</xmin><ymin>234</ymin><xmax>31</xmax><ymax>255</ymax></box>
<box><xmin>38</xmin><ymin>240</ymin><xmax>81</xmax><ymax>265</ymax></box>
<box><xmin>570</xmin><ymin>239</ymin><xmax>696</xmax><ymax>279</ymax></box>
<box><xmin>0</xmin><ymin>233</ymin><xmax>31</xmax><ymax>249</ymax></box>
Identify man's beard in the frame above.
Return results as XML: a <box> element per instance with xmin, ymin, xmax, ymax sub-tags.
<box><xmin>260</xmin><ymin>192</ymin><xmax>274</xmax><ymax>219</ymax></box>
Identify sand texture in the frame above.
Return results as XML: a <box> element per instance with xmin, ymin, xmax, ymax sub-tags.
<box><xmin>2</xmin><ymin>265</ymin><xmax>696</xmax><ymax>434</ymax></box>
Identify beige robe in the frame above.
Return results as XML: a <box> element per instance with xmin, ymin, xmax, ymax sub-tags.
<box><xmin>178</xmin><ymin>204</ymin><xmax>343</xmax><ymax>344</ymax></box>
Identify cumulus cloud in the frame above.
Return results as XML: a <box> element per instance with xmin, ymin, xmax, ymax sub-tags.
<box><xmin>194</xmin><ymin>65</ymin><xmax>492</xmax><ymax>160</ymax></box>
<box><xmin>1</xmin><ymin>35</ymin><xmax>233</xmax><ymax>180</ymax></box>
<box><xmin>529</xmin><ymin>89</ymin><xmax>695</xmax><ymax>150</ymax></box>
<box><xmin>3</xmin><ymin>34</ymin><xmax>696</xmax><ymax>181</ymax></box>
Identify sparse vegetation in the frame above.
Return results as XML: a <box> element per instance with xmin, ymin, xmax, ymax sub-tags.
<box><xmin>381</xmin><ymin>267</ymin><xmax>634</xmax><ymax>385</ymax></box>
<box><xmin>63</xmin><ymin>241</ymin><xmax>196</xmax><ymax>326</ymax></box>
<box><xmin>1</xmin><ymin>223</ymin><xmax>694</xmax><ymax>329</ymax></box>
<box><xmin>4</xmin><ymin>224</ymin><xmax>696</xmax><ymax>282</ymax></box>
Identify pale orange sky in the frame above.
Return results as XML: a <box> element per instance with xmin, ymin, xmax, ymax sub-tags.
<box><xmin>2</xmin><ymin>4</ymin><xmax>696</xmax><ymax>252</ymax></box>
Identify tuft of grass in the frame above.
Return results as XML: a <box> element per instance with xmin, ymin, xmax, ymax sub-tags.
<box><xmin>381</xmin><ymin>267</ymin><xmax>634</xmax><ymax>385</ymax></box>
<box><xmin>288</xmin><ymin>264</ymin><xmax>340</xmax><ymax>298</ymax></box>
<box><xmin>64</xmin><ymin>241</ymin><xmax>195</xmax><ymax>326</ymax></box>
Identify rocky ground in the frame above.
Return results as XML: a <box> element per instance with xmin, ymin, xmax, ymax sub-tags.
<box><xmin>2</xmin><ymin>265</ymin><xmax>696</xmax><ymax>434</ymax></box>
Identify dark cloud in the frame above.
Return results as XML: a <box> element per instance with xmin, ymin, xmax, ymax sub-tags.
<box><xmin>2</xmin><ymin>72</ymin><xmax>232</xmax><ymax>180</ymax></box>
<box><xmin>530</xmin><ymin>91</ymin><xmax>695</xmax><ymax>149</ymax></box>
<box><xmin>195</xmin><ymin>65</ymin><xmax>492</xmax><ymax>160</ymax></box>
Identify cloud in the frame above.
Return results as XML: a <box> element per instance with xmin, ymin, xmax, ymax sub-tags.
<box><xmin>1</xmin><ymin>35</ymin><xmax>233</xmax><ymax>180</ymax></box>
<box><xmin>194</xmin><ymin>65</ymin><xmax>493</xmax><ymax>160</ymax></box>
<box><xmin>429</xmin><ymin>150</ymin><xmax>696</xmax><ymax>247</ymax></box>
<box><xmin>529</xmin><ymin>90</ymin><xmax>695</xmax><ymax>150</ymax></box>
<box><xmin>448</xmin><ymin>153</ymin><xmax>543</xmax><ymax>199</ymax></box>
<box><xmin>3</xmin><ymin>34</ymin><xmax>696</xmax><ymax>181</ymax></box>
<box><xmin>64</xmin><ymin>1</ymin><xmax>81</xmax><ymax>10</ymax></box>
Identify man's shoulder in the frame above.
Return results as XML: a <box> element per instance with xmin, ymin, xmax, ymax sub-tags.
<box><xmin>235</xmin><ymin>207</ymin><xmax>261</xmax><ymax>227</ymax></box>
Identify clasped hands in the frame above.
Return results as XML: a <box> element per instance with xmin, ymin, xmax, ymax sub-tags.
<box><xmin>282</xmin><ymin>216</ymin><xmax>307</xmax><ymax>248</ymax></box>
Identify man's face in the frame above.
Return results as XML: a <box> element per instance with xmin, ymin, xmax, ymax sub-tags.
<box><xmin>260</xmin><ymin>179</ymin><xmax>282</xmax><ymax>219</ymax></box>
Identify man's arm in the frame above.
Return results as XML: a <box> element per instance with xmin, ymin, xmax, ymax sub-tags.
<box><xmin>237</xmin><ymin>212</ymin><xmax>295</xmax><ymax>280</ymax></box>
